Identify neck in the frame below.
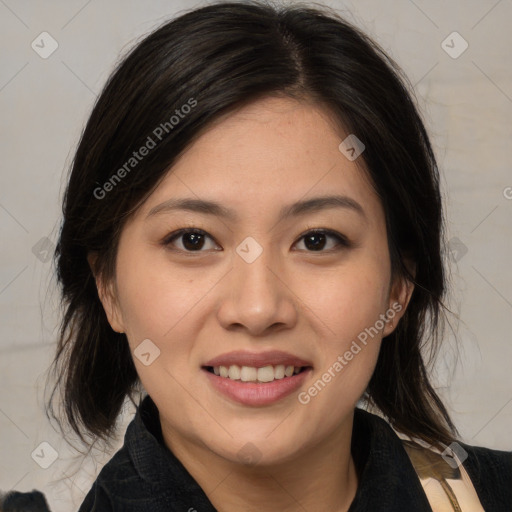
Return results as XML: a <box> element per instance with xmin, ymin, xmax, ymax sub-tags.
<box><xmin>161</xmin><ymin>412</ymin><xmax>359</xmax><ymax>512</ymax></box>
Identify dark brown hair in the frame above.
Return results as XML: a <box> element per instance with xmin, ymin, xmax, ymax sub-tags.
<box><xmin>46</xmin><ymin>0</ymin><xmax>459</xmax><ymax>453</ymax></box>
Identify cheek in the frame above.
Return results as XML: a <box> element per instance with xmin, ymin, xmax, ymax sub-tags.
<box><xmin>113</xmin><ymin>242</ymin><xmax>199</xmax><ymax>364</ymax></box>
<box><xmin>114</xmin><ymin>232</ymin><xmax>199</xmax><ymax>333</ymax></box>
<box><xmin>296</xmin><ymin>266</ymin><xmax>389</xmax><ymax>430</ymax></box>
<box><xmin>113</xmin><ymin>241</ymin><xmax>239</xmax><ymax>404</ymax></box>
<box><xmin>300</xmin><ymin>251</ymin><xmax>390</xmax><ymax>391</ymax></box>
<box><xmin>113</xmin><ymin>255</ymin><xmax>206</xmax><ymax>409</ymax></box>
<box><xmin>295</xmin><ymin>257</ymin><xmax>391</xmax><ymax>340</ymax></box>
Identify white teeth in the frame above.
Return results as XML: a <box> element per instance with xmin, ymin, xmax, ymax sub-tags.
<box><xmin>274</xmin><ymin>365</ymin><xmax>285</xmax><ymax>379</ymax></box>
<box><xmin>240</xmin><ymin>366</ymin><xmax>258</xmax><ymax>382</ymax></box>
<box><xmin>257</xmin><ymin>366</ymin><xmax>274</xmax><ymax>383</ymax></box>
<box><xmin>212</xmin><ymin>364</ymin><xmax>304</xmax><ymax>382</ymax></box>
<box><xmin>228</xmin><ymin>365</ymin><xmax>241</xmax><ymax>380</ymax></box>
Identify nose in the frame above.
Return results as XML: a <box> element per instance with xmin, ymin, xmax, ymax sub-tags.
<box><xmin>216</xmin><ymin>243</ymin><xmax>298</xmax><ymax>336</ymax></box>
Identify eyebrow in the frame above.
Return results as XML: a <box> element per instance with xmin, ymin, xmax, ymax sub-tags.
<box><xmin>147</xmin><ymin>195</ymin><xmax>366</xmax><ymax>222</ymax></box>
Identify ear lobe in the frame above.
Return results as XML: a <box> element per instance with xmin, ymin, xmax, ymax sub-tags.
<box><xmin>382</xmin><ymin>272</ymin><xmax>415</xmax><ymax>338</ymax></box>
<box><xmin>87</xmin><ymin>252</ymin><xmax>125</xmax><ymax>333</ymax></box>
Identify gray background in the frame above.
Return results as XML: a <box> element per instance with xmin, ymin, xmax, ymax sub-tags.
<box><xmin>0</xmin><ymin>0</ymin><xmax>511</xmax><ymax>510</ymax></box>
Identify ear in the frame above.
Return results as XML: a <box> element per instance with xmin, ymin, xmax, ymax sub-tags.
<box><xmin>382</xmin><ymin>261</ymin><xmax>415</xmax><ymax>338</ymax></box>
<box><xmin>87</xmin><ymin>252</ymin><xmax>125</xmax><ymax>333</ymax></box>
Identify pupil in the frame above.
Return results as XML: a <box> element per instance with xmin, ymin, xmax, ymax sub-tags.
<box><xmin>304</xmin><ymin>233</ymin><xmax>326</xmax><ymax>251</ymax></box>
<box><xmin>183</xmin><ymin>232</ymin><xmax>204</xmax><ymax>250</ymax></box>
<box><xmin>181</xmin><ymin>232</ymin><xmax>326</xmax><ymax>251</ymax></box>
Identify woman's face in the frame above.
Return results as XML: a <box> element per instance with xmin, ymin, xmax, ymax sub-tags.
<box><xmin>99</xmin><ymin>96</ymin><xmax>410</xmax><ymax>465</ymax></box>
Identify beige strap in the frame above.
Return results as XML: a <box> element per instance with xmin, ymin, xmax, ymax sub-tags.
<box><xmin>398</xmin><ymin>435</ymin><xmax>486</xmax><ymax>511</ymax></box>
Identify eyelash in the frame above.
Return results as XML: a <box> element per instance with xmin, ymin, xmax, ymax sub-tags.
<box><xmin>161</xmin><ymin>225</ymin><xmax>351</xmax><ymax>255</ymax></box>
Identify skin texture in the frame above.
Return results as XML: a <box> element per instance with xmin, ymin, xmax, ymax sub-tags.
<box><xmin>95</xmin><ymin>96</ymin><xmax>414</xmax><ymax>512</ymax></box>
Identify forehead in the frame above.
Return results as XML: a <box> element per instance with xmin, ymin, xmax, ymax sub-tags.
<box><xmin>137</xmin><ymin>96</ymin><xmax>383</xmax><ymax>226</ymax></box>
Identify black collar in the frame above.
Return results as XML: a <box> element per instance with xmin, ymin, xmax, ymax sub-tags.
<box><xmin>122</xmin><ymin>395</ymin><xmax>434</xmax><ymax>511</ymax></box>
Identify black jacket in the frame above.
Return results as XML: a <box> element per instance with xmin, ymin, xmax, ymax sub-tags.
<box><xmin>78</xmin><ymin>395</ymin><xmax>512</xmax><ymax>511</ymax></box>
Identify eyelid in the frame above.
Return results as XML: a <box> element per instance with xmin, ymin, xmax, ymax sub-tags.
<box><xmin>161</xmin><ymin>226</ymin><xmax>351</xmax><ymax>252</ymax></box>
<box><xmin>161</xmin><ymin>227</ymin><xmax>217</xmax><ymax>247</ymax></box>
<box><xmin>299</xmin><ymin>224</ymin><xmax>351</xmax><ymax>244</ymax></box>
<box><xmin>294</xmin><ymin>226</ymin><xmax>351</xmax><ymax>251</ymax></box>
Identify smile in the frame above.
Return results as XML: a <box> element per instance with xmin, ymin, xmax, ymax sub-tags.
<box><xmin>202</xmin><ymin>365</ymin><xmax>312</xmax><ymax>406</ymax></box>
<box><xmin>205</xmin><ymin>364</ymin><xmax>309</xmax><ymax>383</ymax></box>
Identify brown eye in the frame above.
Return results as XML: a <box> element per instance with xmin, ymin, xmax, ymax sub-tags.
<box><xmin>294</xmin><ymin>230</ymin><xmax>350</xmax><ymax>252</ymax></box>
<box><xmin>163</xmin><ymin>229</ymin><xmax>219</xmax><ymax>252</ymax></box>
<box><xmin>162</xmin><ymin>227</ymin><xmax>350</xmax><ymax>254</ymax></box>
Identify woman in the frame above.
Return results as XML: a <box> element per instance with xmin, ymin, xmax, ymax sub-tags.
<box><xmin>43</xmin><ymin>1</ymin><xmax>511</xmax><ymax>511</ymax></box>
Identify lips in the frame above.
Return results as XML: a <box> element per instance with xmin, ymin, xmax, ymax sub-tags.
<box><xmin>203</xmin><ymin>365</ymin><xmax>313</xmax><ymax>406</ymax></box>
<box><xmin>202</xmin><ymin>350</ymin><xmax>313</xmax><ymax>405</ymax></box>
<box><xmin>203</xmin><ymin>350</ymin><xmax>313</xmax><ymax>369</ymax></box>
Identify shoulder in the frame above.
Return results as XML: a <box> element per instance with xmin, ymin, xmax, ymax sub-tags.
<box><xmin>459</xmin><ymin>440</ymin><xmax>512</xmax><ymax>506</ymax></box>
<box><xmin>462</xmin><ymin>440</ymin><xmax>512</xmax><ymax>474</ymax></box>
<box><xmin>356</xmin><ymin>406</ymin><xmax>512</xmax><ymax>479</ymax></box>
<box><xmin>353</xmin><ymin>407</ymin><xmax>512</xmax><ymax>509</ymax></box>
<box><xmin>78</xmin><ymin>412</ymin><xmax>159</xmax><ymax>511</ymax></box>
<box><xmin>77</xmin><ymin>397</ymin><xmax>184</xmax><ymax>511</ymax></box>
<box><xmin>77</xmin><ymin>446</ymin><xmax>133</xmax><ymax>512</ymax></box>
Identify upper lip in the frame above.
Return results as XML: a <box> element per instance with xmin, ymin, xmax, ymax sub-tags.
<box><xmin>203</xmin><ymin>350</ymin><xmax>313</xmax><ymax>368</ymax></box>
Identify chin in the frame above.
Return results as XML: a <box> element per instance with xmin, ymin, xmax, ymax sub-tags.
<box><xmin>205</xmin><ymin>430</ymin><xmax>307</xmax><ymax>468</ymax></box>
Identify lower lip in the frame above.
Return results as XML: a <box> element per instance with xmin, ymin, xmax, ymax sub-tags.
<box><xmin>203</xmin><ymin>368</ymin><xmax>312</xmax><ymax>406</ymax></box>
